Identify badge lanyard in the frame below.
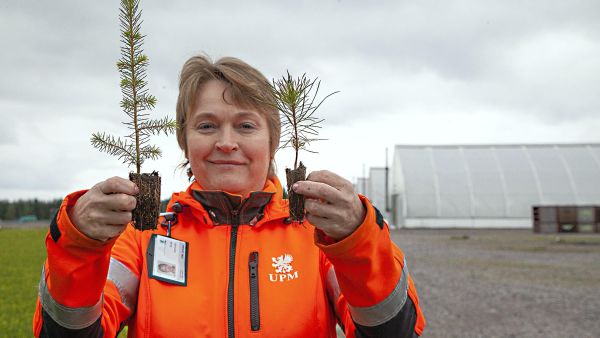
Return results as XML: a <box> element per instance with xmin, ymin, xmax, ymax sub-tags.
<box><xmin>148</xmin><ymin>204</ymin><xmax>188</xmax><ymax>286</ymax></box>
<box><xmin>159</xmin><ymin>212</ymin><xmax>177</xmax><ymax>237</ymax></box>
<box><xmin>159</xmin><ymin>202</ymin><xmax>184</xmax><ymax>238</ymax></box>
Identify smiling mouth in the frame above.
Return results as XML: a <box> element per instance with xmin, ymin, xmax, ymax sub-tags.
<box><xmin>209</xmin><ymin>160</ymin><xmax>245</xmax><ymax>165</ymax></box>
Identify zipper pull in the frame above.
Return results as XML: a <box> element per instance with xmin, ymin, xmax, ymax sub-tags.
<box><xmin>248</xmin><ymin>251</ymin><xmax>260</xmax><ymax>331</ymax></box>
<box><xmin>249</xmin><ymin>252</ymin><xmax>258</xmax><ymax>278</ymax></box>
<box><xmin>231</xmin><ymin>209</ymin><xmax>240</xmax><ymax>227</ymax></box>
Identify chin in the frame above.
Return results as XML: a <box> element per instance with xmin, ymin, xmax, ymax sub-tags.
<box><xmin>220</xmin><ymin>185</ymin><xmax>243</xmax><ymax>194</ymax></box>
<box><xmin>199</xmin><ymin>174</ymin><xmax>265</xmax><ymax>195</ymax></box>
<box><xmin>209</xmin><ymin>181</ymin><xmax>249</xmax><ymax>195</ymax></box>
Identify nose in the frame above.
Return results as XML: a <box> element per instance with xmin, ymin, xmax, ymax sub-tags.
<box><xmin>215</xmin><ymin>127</ymin><xmax>239</xmax><ymax>153</ymax></box>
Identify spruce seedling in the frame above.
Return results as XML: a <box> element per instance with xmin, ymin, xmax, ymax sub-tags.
<box><xmin>272</xmin><ymin>72</ymin><xmax>337</xmax><ymax>221</ymax></box>
<box><xmin>91</xmin><ymin>0</ymin><xmax>176</xmax><ymax>230</ymax></box>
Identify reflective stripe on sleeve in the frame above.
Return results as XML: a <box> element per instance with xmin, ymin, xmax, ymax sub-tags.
<box><xmin>38</xmin><ymin>266</ymin><xmax>103</xmax><ymax>330</ymax></box>
<box><xmin>107</xmin><ymin>257</ymin><xmax>139</xmax><ymax>312</ymax></box>
<box><xmin>348</xmin><ymin>258</ymin><xmax>410</xmax><ymax>327</ymax></box>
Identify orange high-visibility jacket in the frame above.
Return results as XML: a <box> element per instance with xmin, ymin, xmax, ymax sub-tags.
<box><xmin>33</xmin><ymin>177</ymin><xmax>425</xmax><ymax>337</ymax></box>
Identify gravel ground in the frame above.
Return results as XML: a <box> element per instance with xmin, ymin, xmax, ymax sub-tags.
<box><xmin>391</xmin><ymin>228</ymin><xmax>600</xmax><ymax>338</ymax></box>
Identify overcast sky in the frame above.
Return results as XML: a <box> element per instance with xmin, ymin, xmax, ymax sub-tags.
<box><xmin>1</xmin><ymin>0</ymin><xmax>599</xmax><ymax>200</ymax></box>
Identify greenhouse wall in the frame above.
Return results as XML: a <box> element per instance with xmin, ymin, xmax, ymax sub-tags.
<box><xmin>367</xmin><ymin>167</ymin><xmax>391</xmax><ymax>224</ymax></box>
<box><xmin>391</xmin><ymin>144</ymin><xmax>600</xmax><ymax>228</ymax></box>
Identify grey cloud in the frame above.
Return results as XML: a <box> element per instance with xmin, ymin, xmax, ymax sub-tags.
<box><xmin>1</xmin><ymin>0</ymin><xmax>600</xmax><ymax>199</ymax></box>
<box><xmin>136</xmin><ymin>0</ymin><xmax>600</xmax><ymax>125</ymax></box>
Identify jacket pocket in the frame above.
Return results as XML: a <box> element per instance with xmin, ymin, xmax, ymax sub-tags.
<box><xmin>248</xmin><ymin>251</ymin><xmax>260</xmax><ymax>331</ymax></box>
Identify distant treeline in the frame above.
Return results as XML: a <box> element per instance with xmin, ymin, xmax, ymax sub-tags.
<box><xmin>0</xmin><ymin>198</ymin><xmax>172</xmax><ymax>221</ymax></box>
<box><xmin>0</xmin><ymin>199</ymin><xmax>63</xmax><ymax>221</ymax></box>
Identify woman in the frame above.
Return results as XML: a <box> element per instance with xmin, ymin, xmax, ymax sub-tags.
<box><xmin>33</xmin><ymin>55</ymin><xmax>425</xmax><ymax>337</ymax></box>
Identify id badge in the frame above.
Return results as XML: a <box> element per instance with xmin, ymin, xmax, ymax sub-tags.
<box><xmin>147</xmin><ymin>234</ymin><xmax>188</xmax><ymax>286</ymax></box>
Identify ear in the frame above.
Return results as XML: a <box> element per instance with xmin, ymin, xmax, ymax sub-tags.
<box><xmin>187</xmin><ymin>167</ymin><xmax>194</xmax><ymax>182</ymax></box>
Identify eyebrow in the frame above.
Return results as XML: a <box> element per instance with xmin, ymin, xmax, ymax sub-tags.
<box><xmin>236</xmin><ymin>111</ymin><xmax>262</xmax><ymax>119</ymax></box>
<box><xmin>189</xmin><ymin>112</ymin><xmax>215</xmax><ymax>121</ymax></box>
<box><xmin>189</xmin><ymin>110</ymin><xmax>262</xmax><ymax>122</ymax></box>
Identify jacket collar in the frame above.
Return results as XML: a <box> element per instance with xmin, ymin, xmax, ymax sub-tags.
<box><xmin>167</xmin><ymin>177</ymin><xmax>289</xmax><ymax>227</ymax></box>
<box><xmin>192</xmin><ymin>190</ymin><xmax>273</xmax><ymax>226</ymax></box>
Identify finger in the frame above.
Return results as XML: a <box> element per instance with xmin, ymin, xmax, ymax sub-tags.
<box><xmin>305</xmin><ymin>198</ymin><xmax>341</xmax><ymax>220</ymax></box>
<box><xmin>100</xmin><ymin>210</ymin><xmax>133</xmax><ymax>226</ymax></box>
<box><xmin>306</xmin><ymin>170</ymin><xmax>350</xmax><ymax>192</ymax></box>
<box><xmin>305</xmin><ymin>213</ymin><xmax>330</xmax><ymax>228</ymax></box>
<box><xmin>293</xmin><ymin>180</ymin><xmax>343</xmax><ymax>204</ymax></box>
<box><xmin>102</xmin><ymin>193</ymin><xmax>137</xmax><ymax>212</ymax></box>
<box><xmin>98</xmin><ymin>176</ymin><xmax>139</xmax><ymax>196</ymax></box>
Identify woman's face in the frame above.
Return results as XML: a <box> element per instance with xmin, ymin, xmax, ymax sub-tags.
<box><xmin>186</xmin><ymin>80</ymin><xmax>271</xmax><ymax>196</ymax></box>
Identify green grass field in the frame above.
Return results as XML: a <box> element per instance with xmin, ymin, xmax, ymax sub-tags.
<box><xmin>0</xmin><ymin>228</ymin><xmax>47</xmax><ymax>337</ymax></box>
<box><xmin>0</xmin><ymin>227</ymin><xmax>129</xmax><ymax>338</ymax></box>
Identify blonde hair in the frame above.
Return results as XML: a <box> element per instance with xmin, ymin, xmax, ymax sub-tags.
<box><xmin>176</xmin><ymin>55</ymin><xmax>280</xmax><ymax>177</ymax></box>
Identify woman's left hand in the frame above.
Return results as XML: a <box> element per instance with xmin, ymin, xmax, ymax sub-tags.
<box><xmin>292</xmin><ymin>170</ymin><xmax>366</xmax><ymax>240</ymax></box>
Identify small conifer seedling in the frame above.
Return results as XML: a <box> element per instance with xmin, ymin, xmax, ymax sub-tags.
<box><xmin>91</xmin><ymin>0</ymin><xmax>176</xmax><ymax>230</ymax></box>
<box><xmin>272</xmin><ymin>72</ymin><xmax>337</xmax><ymax>221</ymax></box>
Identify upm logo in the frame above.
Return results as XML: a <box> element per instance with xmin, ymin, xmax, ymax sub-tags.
<box><xmin>269</xmin><ymin>254</ymin><xmax>299</xmax><ymax>282</ymax></box>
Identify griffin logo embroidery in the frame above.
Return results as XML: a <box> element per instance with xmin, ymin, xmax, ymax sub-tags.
<box><xmin>270</xmin><ymin>254</ymin><xmax>298</xmax><ymax>282</ymax></box>
<box><xmin>272</xmin><ymin>254</ymin><xmax>294</xmax><ymax>273</ymax></box>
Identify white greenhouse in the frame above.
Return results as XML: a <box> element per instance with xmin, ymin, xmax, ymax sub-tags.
<box><xmin>390</xmin><ymin>144</ymin><xmax>600</xmax><ymax>228</ymax></box>
<box><xmin>354</xmin><ymin>168</ymin><xmax>392</xmax><ymax>224</ymax></box>
<box><xmin>366</xmin><ymin>167</ymin><xmax>391</xmax><ymax>222</ymax></box>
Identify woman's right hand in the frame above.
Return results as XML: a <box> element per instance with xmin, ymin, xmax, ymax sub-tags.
<box><xmin>69</xmin><ymin>176</ymin><xmax>138</xmax><ymax>242</ymax></box>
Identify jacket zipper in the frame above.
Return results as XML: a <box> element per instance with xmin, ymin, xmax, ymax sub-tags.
<box><xmin>227</xmin><ymin>209</ymin><xmax>240</xmax><ymax>338</ymax></box>
<box><xmin>248</xmin><ymin>251</ymin><xmax>260</xmax><ymax>331</ymax></box>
